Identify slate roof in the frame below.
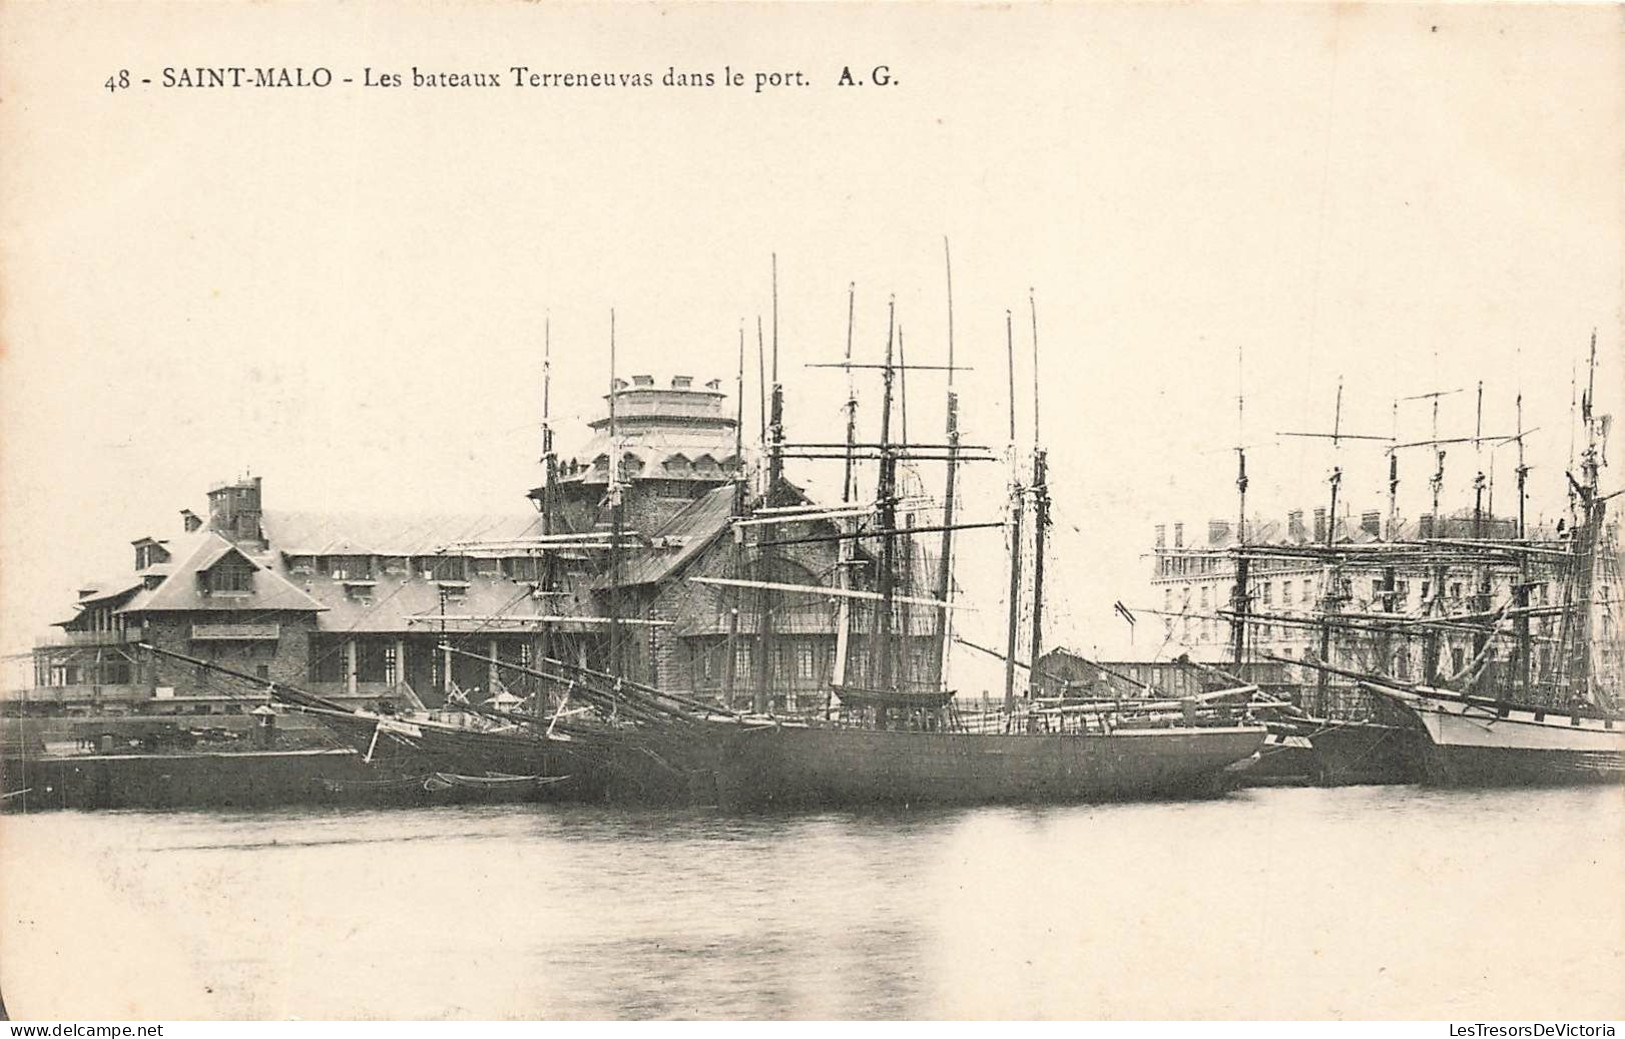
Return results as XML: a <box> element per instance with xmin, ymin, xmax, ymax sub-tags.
<box><xmin>118</xmin><ymin>533</ymin><xmax>328</xmax><ymax>614</ymax></box>
<box><xmin>601</xmin><ymin>484</ymin><xmax>737</xmax><ymax>589</ymax></box>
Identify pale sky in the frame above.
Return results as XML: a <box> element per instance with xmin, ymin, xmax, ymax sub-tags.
<box><xmin>2</xmin><ymin>2</ymin><xmax>1620</xmax><ymax>692</ymax></box>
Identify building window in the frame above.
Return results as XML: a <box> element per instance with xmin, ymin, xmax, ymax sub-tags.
<box><xmin>383</xmin><ymin>643</ymin><xmax>399</xmax><ymax>685</ymax></box>
<box><xmin>424</xmin><ymin>556</ymin><xmax>467</xmax><ymax>582</ymax></box>
<box><xmin>1302</xmin><ymin>579</ymin><xmax>1313</xmax><ymax>605</ymax></box>
<box><xmin>288</xmin><ymin>555</ymin><xmax>315</xmax><ymax>574</ymax></box>
<box><xmin>1449</xmin><ymin>582</ymin><xmax>1462</xmax><ymax>600</ymax></box>
<box><xmin>329</xmin><ymin>556</ymin><xmax>373</xmax><ymax>580</ymax></box>
<box><xmin>381</xmin><ymin>556</ymin><xmax>408</xmax><ymax>575</ymax></box>
<box><xmin>504</xmin><ymin>556</ymin><xmax>539</xmax><ymax>582</ymax></box>
<box><xmin>472</xmin><ymin>557</ymin><xmax>501</xmax><ymax>577</ymax></box>
<box><xmin>1451</xmin><ymin>647</ymin><xmax>1466</xmax><ymax>674</ymax></box>
<box><xmin>208</xmin><ymin>560</ymin><xmax>255</xmax><ymax>593</ymax></box>
<box><xmin>1282</xmin><ymin>582</ymin><xmax>1293</xmax><ymax>606</ymax></box>
<box><xmin>797</xmin><ymin>644</ymin><xmax>815</xmax><ymax>680</ymax></box>
<box><xmin>1199</xmin><ymin>587</ymin><xmax>1209</xmax><ymax>609</ymax></box>
<box><xmin>1262</xmin><ymin>582</ymin><xmax>1273</xmax><ymax>606</ymax></box>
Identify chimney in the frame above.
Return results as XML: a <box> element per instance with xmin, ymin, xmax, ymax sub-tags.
<box><xmin>671</xmin><ymin>375</ymin><xmax>693</xmax><ymax>389</ymax></box>
<box><xmin>1173</xmin><ymin>522</ymin><xmax>1184</xmax><ymax>549</ymax></box>
<box><xmin>705</xmin><ymin>378</ymin><xmax>722</xmax><ymax>391</ymax></box>
<box><xmin>1288</xmin><ymin>509</ymin><xmax>1305</xmax><ymax>541</ymax></box>
<box><xmin>180</xmin><ymin>509</ymin><xmax>202</xmax><ymax>533</ymax></box>
<box><xmin>207</xmin><ymin>475</ymin><xmax>265</xmax><ymax>549</ymax></box>
<box><xmin>632</xmin><ymin>374</ymin><xmax>655</xmax><ymax>387</ymax></box>
<box><xmin>1361</xmin><ymin>510</ymin><xmax>1382</xmax><ymax>537</ymax></box>
<box><xmin>1420</xmin><ymin>513</ymin><xmax>1435</xmax><ymax>539</ymax></box>
<box><xmin>1313</xmin><ymin>507</ymin><xmax>1327</xmax><ymax>542</ymax></box>
<box><xmin>1155</xmin><ymin>524</ymin><xmax>1166</xmax><ymax>549</ymax></box>
<box><xmin>1208</xmin><ymin>520</ymin><xmax>1231</xmax><ymax>545</ymax></box>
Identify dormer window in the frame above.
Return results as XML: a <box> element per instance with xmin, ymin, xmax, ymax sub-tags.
<box><xmin>207</xmin><ymin>559</ymin><xmax>255</xmax><ymax>594</ymax></box>
<box><xmin>134</xmin><ymin>538</ymin><xmax>172</xmax><ymax>571</ymax></box>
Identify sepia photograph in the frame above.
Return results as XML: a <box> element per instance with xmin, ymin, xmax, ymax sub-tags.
<box><xmin>0</xmin><ymin>0</ymin><xmax>1621</xmax><ymax>1025</ymax></box>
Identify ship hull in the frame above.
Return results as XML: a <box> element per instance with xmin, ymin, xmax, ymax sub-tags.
<box><xmin>1374</xmin><ymin>689</ymin><xmax>1624</xmax><ymax>786</ymax></box>
<box><xmin>1306</xmin><ymin>721</ymin><xmax>1427</xmax><ymax>785</ymax></box>
<box><xmin>712</xmin><ymin>723</ymin><xmax>1266</xmax><ymax>808</ymax></box>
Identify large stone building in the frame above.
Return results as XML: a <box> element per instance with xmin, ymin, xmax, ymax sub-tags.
<box><xmin>1148</xmin><ymin>505</ymin><xmax>1567</xmax><ymax>689</ymax></box>
<box><xmin>21</xmin><ymin>374</ymin><xmax>941</xmax><ymax>717</ymax></box>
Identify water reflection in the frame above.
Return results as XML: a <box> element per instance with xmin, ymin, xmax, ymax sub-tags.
<box><xmin>2</xmin><ymin>786</ymin><xmax>1620</xmax><ymax>1019</ymax></box>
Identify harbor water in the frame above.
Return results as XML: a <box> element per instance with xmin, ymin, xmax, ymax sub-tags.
<box><xmin>3</xmin><ymin>785</ymin><xmax>1621</xmax><ymax>1020</ymax></box>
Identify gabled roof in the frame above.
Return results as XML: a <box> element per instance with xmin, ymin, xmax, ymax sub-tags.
<box><xmin>118</xmin><ymin>533</ymin><xmax>326</xmax><ymax>614</ymax></box>
<box><xmin>597</xmin><ymin>476</ymin><xmax>828</xmax><ymax>590</ymax></box>
<box><xmin>602</xmin><ymin>484</ymin><xmax>737</xmax><ymax>589</ymax></box>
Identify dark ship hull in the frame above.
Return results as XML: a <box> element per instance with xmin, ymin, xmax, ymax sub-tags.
<box><xmin>711</xmin><ymin>721</ymin><xmax>1267</xmax><ymax>809</ymax></box>
<box><xmin>1303</xmin><ymin>719</ymin><xmax>1427</xmax><ymax>785</ymax></box>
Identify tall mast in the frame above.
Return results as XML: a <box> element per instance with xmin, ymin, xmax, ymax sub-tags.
<box><xmin>723</xmin><ymin>323</ymin><xmax>746</xmax><ymax>708</ymax></box>
<box><xmin>842</xmin><ymin>283</ymin><xmax>859</xmax><ymax>504</ymax></box>
<box><xmin>753</xmin><ymin>298</ymin><xmax>776</xmax><ymax>714</ymax></box>
<box><xmin>897</xmin><ymin>322</ymin><xmax>914</xmax><ymax>688</ymax></box>
<box><xmin>1572</xmin><ymin>330</ymin><xmax>1601</xmax><ymax>705</ymax></box>
<box><xmin>1231</xmin><ymin>346</ymin><xmax>1251</xmax><ymax>667</ymax></box>
<box><xmin>1568</xmin><ymin>361</ymin><xmax>1579</xmax><ymax>530</ymax></box>
<box><xmin>536</xmin><ymin>313</ymin><xmax>557</xmax><ymax>717</ymax></box>
<box><xmin>757</xmin><ymin>316</ymin><xmax>768</xmax><ymax>486</ymax></box>
<box><xmin>1473</xmin><ymin>381</ymin><xmax>1486</xmax><ymax>540</ymax></box>
<box><xmin>1469</xmin><ymin>380</ymin><xmax>1490</xmax><ymax>692</ymax></box>
<box><xmin>1027</xmin><ymin>290</ymin><xmax>1048</xmax><ymax>695</ymax></box>
<box><xmin>1316</xmin><ymin>378</ymin><xmax>1344</xmax><ymax>713</ymax></box>
<box><xmin>933</xmin><ymin>242</ymin><xmax>960</xmax><ymax>691</ymax></box>
<box><xmin>1425</xmin><ymin>385</ymin><xmax>1446</xmax><ymax>684</ymax></box>
<box><xmin>768</xmin><ymin>254</ymin><xmax>785</xmax><ymax>491</ymax></box>
<box><xmin>1378</xmin><ymin>398</ymin><xmax>1399</xmax><ymax>671</ymax></box>
<box><xmin>874</xmin><ymin>298</ymin><xmax>899</xmax><ymax>695</ymax></box>
<box><xmin>831</xmin><ymin>284</ymin><xmax>858</xmax><ymax>694</ymax></box>
<box><xmin>1002</xmin><ymin>309</ymin><xmax>1026</xmax><ymax>711</ymax></box>
<box><xmin>607</xmin><ymin>308</ymin><xmax>624</xmax><ymax>679</ymax></box>
<box><xmin>1386</xmin><ymin>400</ymin><xmax>1400</xmax><ymax>540</ymax></box>
<box><xmin>1515</xmin><ymin>385</ymin><xmax>1532</xmax><ymax>700</ymax></box>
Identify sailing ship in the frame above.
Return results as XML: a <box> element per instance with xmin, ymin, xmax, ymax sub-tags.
<box><xmin>1196</xmin><ymin>370</ymin><xmax>1430</xmax><ymax>785</ymax></box>
<box><xmin>695</xmin><ymin>261</ymin><xmax>1267</xmax><ymax>808</ymax></box>
<box><xmin>1262</xmin><ymin>334</ymin><xmax>1623</xmax><ymax>785</ymax></box>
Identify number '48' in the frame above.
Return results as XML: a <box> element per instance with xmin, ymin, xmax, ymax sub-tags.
<box><xmin>105</xmin><ymin>70</ymin><xmax>129</xmax><ymax>92</ymax></box>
